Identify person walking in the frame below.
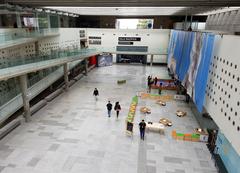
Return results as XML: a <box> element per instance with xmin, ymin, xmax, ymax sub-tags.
<box><xmin>154</xmin><ymin>77</ymin><xmax>158</xmax><ymax>86</ymax></box>
<box><xmin>147</xmin><ymin>76</ymin><xmax>152</xmax><ymax>93</ymax></box>
<box><xmin>114</xmin><ymin>102</ymin><xmax>121</xmax><ymax>119</ymax></box>
<box><xmin>139</xmin><ymin>119</ymin><xmax>146</xmax><ymax>140</ymax></box>
<box><xmin>93</xmin><ymin>88</ymin><xmax>99</xmax><ymax>100</ymax></box>
<box><xmin>147</xmin><ymin>76</ymin><xmax>152</xmax><ymax>87</ymax></box>
<box><xmin>106</xmin><ymin>101</ymin><xmax>112</xmax><ymax>117</ymax></box>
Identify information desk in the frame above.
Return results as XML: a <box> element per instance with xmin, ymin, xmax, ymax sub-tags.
<box><xmin>151</xmin><ymin>79</ymin><xmax>177</xmax><ymax>90</ymax></box>
<box><xmin>146</xmin><ymin>123</ymin><xmax>165</xmax><ymax>134</ymax></box>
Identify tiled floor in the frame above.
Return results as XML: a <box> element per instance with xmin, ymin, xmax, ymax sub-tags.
<box><xmin>0</xmin><ymin>65</ymin><xmax>218</xmax><ymax>173</ymax></box>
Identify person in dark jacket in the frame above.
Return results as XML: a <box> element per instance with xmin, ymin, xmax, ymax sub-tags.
<box><xmin>106</xmin><ymin>101</ymin><xmax>112</xmax><ymax>117</ymax></box>
<box><xmin>114</xmin><ymin>102</ymin><xmax>121</xmax><ymax>119</ymax></box>
<box><xmin>158</xmin><ymin>83</ymin><xmax>162</xmax><ymax>95</ymax></box>
<box><xmin>139</xmin><ymin>120</ymin><xmax>146</xmax><ymax>140</ymax></box>
<box><xmin>147</xmin><ymin>76</ymin><xmax>152</xmax><ymax>93</ymax></box>
<box><xmin>93</xmin><ymin>88</ymin><xmax>99</xmax><ymax>100</ymax></box>
<box><xmin>154</xmin><ymin>77</ymin><xmax>158</xmax><ymax>86</ymax></box>
<box><xmin>147</xmin><ymin>76</ymin><xmax>152</xmax><ymax>87</ymax></box>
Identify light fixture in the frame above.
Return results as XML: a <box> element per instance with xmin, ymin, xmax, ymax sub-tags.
<box><xmin>35</xmin><ymin>8</ymin><xmax>43</xmax><ymax>12</ymax></box>
<box><xmin>23</xmin><ymin>7</ymin><xmax>32</xmax><ymax>11</ymax></box>
<box><xmin>15</xmin><ymin>5</ymin><xmax>23</xmax><ymax>11</ymax></box>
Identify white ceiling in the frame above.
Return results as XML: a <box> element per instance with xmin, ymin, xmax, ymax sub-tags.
<box><xmin>49</xmin><ymin>7</ymin><xmax>190</xmax><ymax>16</ymax></box>
<box><xmin>47</xmin><ymin>6</ymin><xmax>240</xmax><ymax>16</ymax></box>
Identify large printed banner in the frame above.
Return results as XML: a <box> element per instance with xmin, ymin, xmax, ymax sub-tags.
<box><xmin>167</xmin><ymin>30</ymin><xmax>215</xmax><ymax>112</ymax></box>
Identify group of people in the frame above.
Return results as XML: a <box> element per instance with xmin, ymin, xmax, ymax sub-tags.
<box><xmin>93</xmin><ymin>88</ymin><xmax>147</xmax><ymax>140</ymax></box>
<box><xmin>106</xmin><ymin>101</ymin><xmax>121</xmax><ymax>118</ymax></box>
<box><xmin>93</xmin><ymin>88</ymin><xmax>121</xmax><ymax>119</ymax></box>
<box><xmin>147</xmin><ymin>75</ymin><xmax>162</xmax><ymax>94</ymax></box>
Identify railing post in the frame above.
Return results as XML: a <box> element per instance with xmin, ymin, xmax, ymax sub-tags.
<box><xmin>150</xmin><ymin>55</ymin><xmax>153</xmax><ymax>67</ymax></box>
<box><xmin>18</xmin><ymin>75</ymin><xmax>31</xmax><ymax>122</ymax></box>
<box><xmin>85</xmin><ymin>58</ymin><xmax>88</xmax><ymax>76</ymax></box>
<box><xmin>63</xmin><ymin>63</ymin><xmax>69</xmax><ymax>91</ymax></box>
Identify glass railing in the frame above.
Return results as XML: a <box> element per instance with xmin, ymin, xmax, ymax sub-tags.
<box><xmin>0</xmin><ymin>79</ymin><xmax>21</xmax><ymax>107</ymax></box>
<box><xmin>0</xmin><ymin>66</ymin><xmax>60</xmax><ymax>107</ymax></box>
<box><xmin>0</xmin><ymin>47</ymin><xmax>97</xmax><ymax>69</ymax></box>
<box><xmin>0</xmin><ymin>46</ymin><xmax>167</xmax><ymax>70</ymax></box>
<box><xmin>27</xmin><ymin>66</ymin><xmax>60</xmax><ymax>87</ymax></box>
<box><xmin>0</xmin><ymin>28</ymin><xmax>59</xmax><ymax>44</ymax></box>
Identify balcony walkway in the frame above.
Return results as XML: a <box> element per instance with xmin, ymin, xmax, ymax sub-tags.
<box><xmin>0</xmin><ymin>47</ymin><xmax>167</xmax><ymax>81</ymax></box>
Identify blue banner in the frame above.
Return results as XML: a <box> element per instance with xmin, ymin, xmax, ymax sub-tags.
<box><xmin>167</xmin><ymin>30</ymin><xmax>215</xmax><ymax>112</ymax></box>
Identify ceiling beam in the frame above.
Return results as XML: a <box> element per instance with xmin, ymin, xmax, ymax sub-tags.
<box><xmin>5</xmin><ymin>0</ymin><xmax>240</xmax><ymax>7</ymax></box>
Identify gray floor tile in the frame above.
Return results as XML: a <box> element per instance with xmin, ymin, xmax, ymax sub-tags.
<box><xmin>38</xmin><ymin>132</ymin><xmax>53</xmax><ymax>137</ymax></box>
<box><xmin>88</xmin><ymin>150</ymin><xmax>105</xmax><ymax>158</ymax></box>
<box><xmin>0</xmin><ymin>166</ymin><xmax>5</xmax><ymax>172</ymax></box>
<box><xmin>27</xmin><ymin>157</ymin><xmax>41</xmax><ymax>167</ymax></box>
<box><xmin>199</xmin><ymin>160</ymin><xmax>210</xmax><ymax>167</ymax></box>
<box><xmin>48</xmin><ymin>144</ymin><xmax>60</xmax><ymax>151</ymax></box>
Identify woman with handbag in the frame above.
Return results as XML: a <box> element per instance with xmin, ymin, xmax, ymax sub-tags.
<box><xmin>114</xmin><ymin>102</ymin><xmax>121</xmax><ymax>119</ymax></box>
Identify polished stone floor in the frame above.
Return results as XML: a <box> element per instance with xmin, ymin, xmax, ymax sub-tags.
<box><xmin>0</xmin><ymin>65</ymin><xmax>218</xmax><ymax>173</ymax></box>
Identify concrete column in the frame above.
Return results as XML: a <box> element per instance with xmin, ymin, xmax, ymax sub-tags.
<box><xmin>184</xmin><ymin>14</ymin><xmax>188</xmax><ymax>30</ymax></box>
<box><xmin>35</xmin><ymin>12</ymin><xmax>40</xmax><ymax>32</ymax></box>
<box><xmin>47</xmin><ymin>13</ymin><xmax>51</xmax><ymax>29</ymax></box>
<box><xmin>63</xmin><ymin>63</ymin><xmax>69</xmax><ymax>90</ymax></box>
<box><xmin>18</xmin><ymin>75</ymin><xmax>31</xmax><ymax>122</ymax></box>
<box><xmin>57</xmin><ymin>15</ymin><xmax>61</xmax><ymax>28</ymax></box>
<box><xmin>150</xmin><ymin>55</ymin><xmax>154</xmax><ymax>67</ymax></box>
<box><xmin>16</xmin><ymin>12</ymin><xmax>22</xmax><ymax>28</ymax></box>
<box><xmin>85</xmin><ymin>58</ymin><xmax>88</xmax><ymax>76</ymax></box>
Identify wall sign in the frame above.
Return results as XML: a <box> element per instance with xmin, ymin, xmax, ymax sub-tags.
<box><xmin>89</xmin><ymin>36</ymin><xmax>101</xmax><ymax>39</ymax></box>
<box><xmin>79</xmin><ymin>30</ymin><xmax>85</xmax><ymax>38</ymax></box>
<box><xmin>89</xmin><ymin>36</ymin><xmax>101</xmax><ymax>45</ymax></box>
<box><xmin>118</xmin><ymin>41</ymin><xmax>134</xmax><ymax>45</ymax></box>
<box><xmin>116</xmin><ymin>46</ymin><xmax>148</xmax><ymax>52</ymax></box>
<box><xmin>118</xmin><ymin>37</ymin><xmax>141</xmax><ymax>41</ymax></box>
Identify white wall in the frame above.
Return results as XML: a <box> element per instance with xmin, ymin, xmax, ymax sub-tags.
<box><xmin>204</xmin><ymin>34</ymin><xmax>240</xmax><ymax>155</ymax></box>
<box><xmin>83</xmin><ymin>28</ymin><xmax>170</xmax><ymax>63</ymax></box>
<box><xmin>38</xmin><ymin>28</ymin><xmax>81</xmax><ymax>54</ymax></box>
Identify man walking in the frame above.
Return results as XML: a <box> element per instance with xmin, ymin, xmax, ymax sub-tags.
<box><xmin>106</xmin><ymin>101</ymin><xmax>112</xmax><ymax>117</ymax></box>
<box><xmin>139</xmin><ymin>119</ymin><xmax>146</xmax><ymax>140</ymax></box>
<box><xmin>93</xmin><ymin>88</ymin><xmax>99</xmax><ymax>101</ymax></box>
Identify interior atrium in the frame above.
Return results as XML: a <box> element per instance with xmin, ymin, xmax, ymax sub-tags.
<box><xmin>0</xmin><ymin>0</ymin><xmax>240</xmax><ymax>173</ymax></box>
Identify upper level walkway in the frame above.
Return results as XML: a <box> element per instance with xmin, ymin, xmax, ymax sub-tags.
<box><xmin>0</xmin><ymin>47</ymin><xmax>167</xmax><ymax>81</ymax></box>
<box><xmin>0</xmin><ymin>29</ymin><xmax>59</xmax><ymax>50</ymax></box>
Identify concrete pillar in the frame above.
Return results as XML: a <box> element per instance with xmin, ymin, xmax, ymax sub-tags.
<box><xmin>184</xmin><ymin>14</ymin><xmax>188</xmax><ymax>30</ymax></box>
<box><xmin>18</xmin><ymin>75</ymin><xmax>31</xmax><ymax>122</ymax></box>
<box><xmin>16</xmin><ymin>12</ymin><xmax>22</xmax><ymax>28</ymax></box>
<box><xmin>47</xmin><ymin>13</ymin><xmax>51</xmax><ymax>29</ymax></box>
<box><xmin>57</xmin><ymin>15</ymin><xmax>61</xmax><ymax>28</ymax></box>
<box><xmin>35</xmin><ymin>12</ymin><xmax>40</xmax><ymax>32</ymax></box>
<box><xmin>63</xmin><ymin>63</ymin><xmax>69</xmax><ymax>90</ymax></box>
<box><xmin>85</xmin><ymin>58</ymin><xmax>88</xmax><ymax>76</ymax></box>
<box><xmin>150</xmin><ymin>55</ymin><xmax>153</xmax><ymax>67</ymax></box>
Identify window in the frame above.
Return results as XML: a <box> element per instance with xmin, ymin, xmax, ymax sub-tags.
<box><xmin>116</xmin><ymin>19</ymin><xmax>154</xmax><ymax>29</ymax></box>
